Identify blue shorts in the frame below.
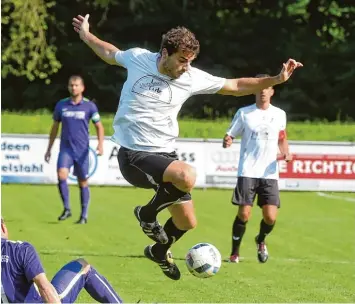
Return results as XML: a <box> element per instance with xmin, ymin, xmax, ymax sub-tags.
<box><xmin>24</xmin><ymin>261</ymin><xmax>87</xmax><ymax>303</ymax></box>
<box><xmin>57</xmin><ymin>149</ymin><xmax>89</xmax><ymax>180</ymax></box>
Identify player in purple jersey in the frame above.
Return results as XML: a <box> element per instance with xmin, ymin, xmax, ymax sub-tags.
<box><xmin>44</xmin><ymin>75</ymin><xmax>104</xmax><ymax>224</ymax></box>
<box><xmin>1</xmin><ymin>217</ymin><xmax>123</xmax><ymax>303</ymax></box>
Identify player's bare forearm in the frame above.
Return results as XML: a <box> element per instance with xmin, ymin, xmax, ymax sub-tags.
<box><xmin>218</xmin><ymin>76</ymin><xmax>281</xmax><ymax>97</ymax></box>
<box><xmin>82</xmin><ymin>32</ymin><xmax>120</xmax><ymax>66</ymax></box>
<box><xmin>95</xmin><ymin>122</ymin><xmax>104</xmax><ymax>145</ymax></box>
<box><xmin>34</xmin><ymin>274</ymin><xmax>61</xmax><ymax>303</ymax></box>
<box><xmin>278</xmin><ymin>138</ymin><xmax>290</xmax><ymax>157</ymax></box>
<box><xmin>218</xmin><ymin>59</ymin><xmax>302</xmax><ymax>96</ymax></box>
<box><xmin>39</xmin><ymin>285</ymin><xmax>61</xmax><ymax>303</ymax></box>
<box><xmin>47</xmin><ymin>121</ymin><xmax>59</xmax><ymax>152</ymax></box>
<box><xmin>95</xmin><ymin>121</ymin><xmax>104</xmax><ymax>155</ymax></box>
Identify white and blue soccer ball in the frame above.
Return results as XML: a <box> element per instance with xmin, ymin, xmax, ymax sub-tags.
<box><xmin>185</xmin><ymin>243</ymin><xmax>222</xmax><ymax>278</ymax></box>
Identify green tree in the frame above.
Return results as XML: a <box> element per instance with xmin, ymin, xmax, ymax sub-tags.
<box><xmin>1</xmin><ymin>0</ymin><xmax>61</xmax><ymax>83</ymax></box>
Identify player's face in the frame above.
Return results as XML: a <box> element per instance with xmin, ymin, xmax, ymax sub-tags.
<box><xmin>256</xmin><ymin>87</ymin><xmax>274</xmax><ymax>103</ymax></box>
<box><xmin>161</xmin><ymin>49</ymin><xmax>196</xmax><ymax>79</ymax></box>
<box><xmin>68</xmin><ymin>79</ymin><xmax>85</xmax><ymax>97</ymax></box>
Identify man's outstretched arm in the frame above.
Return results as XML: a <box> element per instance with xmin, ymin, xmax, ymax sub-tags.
<box><xmin>72</xmin><ymin>14</ymin><xmax>121</xmax><ymax>66</ymax></box>
<box><xmin>217</xmin><ymin>59</ymin><xmax>303</xmax><ymax>96</ymax></box>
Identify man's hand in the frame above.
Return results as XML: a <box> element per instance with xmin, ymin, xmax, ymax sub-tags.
<box><xmin>96</xmin><ymin>144</ymin><xmax>103</xmax><ymax>156</ymax></box>
<box><xmin>277</xmin><ymin>59</ymin><xmax>303</xmax><ymax>83</ymax></box>
<box><xmin>44</xmin><ymin>150</ymin><xmax>51</xmax><ymax>163</ymax></box>
<box><xmin>277</xmin><ymin>153</ymin><xmax>293</xmax><ymax>163</ymax></box>
<box><xmin>223</xmin><ymin>134</ymin><xmax>233</xmax><ymax>148</ymax></box>
<box><xmin>284</xmin><ymin>153</ymin><xmax>293</xmax><ymax>162</ymax></box>
<box><xmin>73</xmin><ymin>14</ymin><xmax>90</xmax><ymax>41</ymax></box>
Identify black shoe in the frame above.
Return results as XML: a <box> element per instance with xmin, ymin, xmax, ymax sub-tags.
<box><xmin>255</xmin><ymin>235</ymin><xmax>269</xmax><ymax>263</ymax></box>
<box><xmin>134</xmin><ymin>206</ymin><xmax>168</xmax><ymax>244</ymax></box>
<box><xmin>75</xmin><ymin>217</ymin><xmax>87</xmax><ymax>224</ymax></box>
<box><xmin>144</xmin><ymin>245</ymin><xmax>181</xmax><ymax>280</ymax></box>
<box><xmin>58</xmin><ymin>209</ymin><xmax>72</xmax><ymax>221</ymax></box>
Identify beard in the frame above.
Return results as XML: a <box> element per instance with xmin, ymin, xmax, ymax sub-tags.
<box><xmin>163</xmin><ymin>61</ymin><xmax>179</xmax><ymax>79</ymax></box>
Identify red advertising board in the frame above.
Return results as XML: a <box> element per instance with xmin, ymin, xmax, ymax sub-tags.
<box><xmin>279</xmin><ymin>154</ymin><xmax>355</xmax><ymax>179</ymax></box>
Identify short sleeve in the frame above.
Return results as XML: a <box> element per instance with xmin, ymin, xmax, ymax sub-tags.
<box><xmin>190</xmin><ymin>67</ymin><xmax>226</xmax><ymax>96</ymax></box>
<box><xmin>226</xmin><ymin>109</ymin><xmax>244</xmax><ymax>137</ymax></box>
<box><xmin>21</xmin><ymin>242</ymin><xmax>45</xmax><ymax>282</ymax></box>
<box><xmin>90</xmin><ymin>102</ymin><xmax>101</xmax><ymax>124</ymax></box>
<box><xmin>53</xmin><ymin>102</ymin><xmax>62</xmax><ymax>122</ymax></box>
<box><xmin>114</xmin><ymin>47</ymin><xmax>147</xmax><ymax>69</ymax></box>
<box><xmin>280</xmin><ymin>111</ymin><xmax>287</xmax><ymax>131</ymax></box>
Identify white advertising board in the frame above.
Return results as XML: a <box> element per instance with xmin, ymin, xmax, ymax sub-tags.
<box><xmin>1</xmin><ymin>135</ymin><xmax>354</xmax><ymax>192</ymax></box>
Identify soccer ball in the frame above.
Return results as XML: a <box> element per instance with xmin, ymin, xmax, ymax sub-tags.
<box><xmin>185</xmin><ymin>243</ymin><xmax>222</xmax><ymax>278</ymax></box>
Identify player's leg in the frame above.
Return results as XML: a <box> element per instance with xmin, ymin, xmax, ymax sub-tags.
<box><xmin>137</xmin><ymin>160</ymin><xmax>196</xmax><ymax>224</ymax></box>
<box><xmin>230</xmin><ymin>177</ymin><xmax>257</xmax><ymax>263</ymax></box>
<box><xmin>118</xmin><ymin>148</ymin><xmax>195</xmax><ymax>244</ymax></box>
<box><xmin>49</xmin><ymin>259</ymin><xmax>122</xmax><ymax>303</ymax></box>
<box><xmin>118</xmin><ymin>148</ymin><xmax>195</xmax><ymax>280</ymax></box>
<box><xmin>144</xmin><ymin>200</ymin><xmax>196</xmax><ymax>280</ymax></box>
<box><xmin>255</xmin><ymin>179</ymin><xmax>280</xmax><ymax>263</ymax></box>
<box><xmin>74</xmin><ymin>152</ymin><xmax>90</xmax><ymax>224</ymax></box>
<box><xmin>57</xmin><ymin>150</ymin><xmax>74</xmax><ymax>221</ymax></box>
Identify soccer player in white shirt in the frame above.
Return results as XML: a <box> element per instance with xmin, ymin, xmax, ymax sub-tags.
<box><xmin>72</xmin><ymin>14</ymin><xmax>302</xmax><ymax>280</ymax></box>
<box><xmin>223</xmin><ymin>74</ymin><xmax>293</xmax><ymax>264</ymax></box>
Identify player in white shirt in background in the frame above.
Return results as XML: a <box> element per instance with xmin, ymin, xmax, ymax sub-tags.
<box><xmin>73</xmin><ymin>14</ymin><xmax>302</xmax><ymax>280</ymax></box>
<box><xmin>223</xmin><ymin>74</ymin><xmax>293</xmax><ymax>264</ymax></box>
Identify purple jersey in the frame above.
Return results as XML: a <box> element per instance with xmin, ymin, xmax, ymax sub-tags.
<box><xmin>53</xmin><ymin>97</ymin><xmax>101</xmax><ymax>156</ymax></box>
<box><xmin>1</xmin><ymin>238</ymin><xmax>44</xmax><ymax>303</ymax></box>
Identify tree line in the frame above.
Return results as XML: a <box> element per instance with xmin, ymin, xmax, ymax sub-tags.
<box><xmin>2</xmin><ymin>0</ymin><xmax>354</xmax><ymax>121</ymax></box>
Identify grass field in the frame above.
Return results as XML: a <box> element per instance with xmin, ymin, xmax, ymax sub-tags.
<box><xmin>2</xmin><ymin>111</ymin><xmax>355</xmax><ymax>141</ymax></box>
<box><xmin>2</xmin><ymin>185</ymin><xmax>355</xmax><ymax>303</ymax></box>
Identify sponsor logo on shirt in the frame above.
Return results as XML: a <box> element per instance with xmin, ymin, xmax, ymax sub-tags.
<box><xmin>132</xmin><ymin>75</ymin><xmax>172</xmax><ymax>103</ymax></box>
<box><xmin>62</xmin><ymin>111</ymin><xmax>86</xmax><ymax>119</ymax></box>
<box><xmin>251</xmin><ymin>124</ymin><xmax>270</xmax><ymax>140</ymax></box>
<box><xmin>1</xmin><ymin>255</ymin><xmax>9</xmax><ymax>263</ymax></box>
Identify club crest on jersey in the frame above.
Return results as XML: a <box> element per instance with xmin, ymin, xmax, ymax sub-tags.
<box><xmin>252</xmin><ymin>124</ymin><xmax>270</xmax><ymax>140</ymax></box>
<box><xmin>132</xmin><ymin>75</ymin><xmax>172</xmax><ymax>103</ymax></box>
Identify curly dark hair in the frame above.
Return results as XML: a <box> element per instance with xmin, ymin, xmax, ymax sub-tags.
<box><xmin>159</xmin><ymin>26</ymin><xmax>200</xmax><ymax>56</ymax></box>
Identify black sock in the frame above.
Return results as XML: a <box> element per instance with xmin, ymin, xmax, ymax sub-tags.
<box><xmin>257</xmin><ymin>219</ymin><xmax>275</xmax><ymax>243</ymax></box>
<box><xmin>140</xmin><ymin>183</ymin><xmax>187</xmax><ymax>222</ymax></box>
<box><xmin>151</xmin><ymin>218</ymin><xmax>187</xmax><ymax>260</ymax></box>
<box><xmin>231</xmin><ymin>216</ymin><xmax>247</xmax><ymax>256</ymax></box>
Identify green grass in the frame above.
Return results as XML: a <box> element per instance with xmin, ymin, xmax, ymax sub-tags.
<box><xmin>2</xmin><ymin>111</ymin><xmax>355</xmax><ymax>141</ymax></box>
<box><xmin>2</xmin><ymin>185</ymin><xmax>355</xmax><ymax>303</ymax></box>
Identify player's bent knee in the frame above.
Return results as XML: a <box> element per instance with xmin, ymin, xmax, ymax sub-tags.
<box><xmin>78</xmin><ymin>179</ymin><xmax>88</xmax><ymax>187</ymax></box>
<box><xmin>75</xmin><ymin>258</ymin><xmax>91</xmax><ymax>273</ymax></box>
<box><xmin>263</xmin><ymin>214</ymin><xmax>276</xmax><ymax>225</ymax></box>
<box><xmin>57</xmin><ymin>169</ymin><xmax>68</xmax><ymax>180</ymax></box>
<box><xmin>165</xmin><ymin>161</ymin><xmax>196</xmax><ymax>192</ymax></box>
<box><xmin>177</xmin><ymin>166</ymin><xmax>196</xmax><ymax>192</ymax></box>
<box><xmin>238</xmin><ymin>208</ymin><xmax>251</xmax><ymax>222</ymax></box>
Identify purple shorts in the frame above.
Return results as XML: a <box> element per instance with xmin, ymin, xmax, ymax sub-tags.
<box><xmin>57</xmin><ymin>149</ymin><xmax>89</xmax><ymax>180</ymax></box>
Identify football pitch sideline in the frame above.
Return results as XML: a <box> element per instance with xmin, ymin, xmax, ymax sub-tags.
<box><xmin>2</xmin><ymin>185</ymin><xmax>355</xmax><ymax>303</ymax></box>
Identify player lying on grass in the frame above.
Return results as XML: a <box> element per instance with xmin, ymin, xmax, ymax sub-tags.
<box><xmin>1</xmin><ymin>217</ymin><xmax>122</xmax><ymax>303</ymax></box>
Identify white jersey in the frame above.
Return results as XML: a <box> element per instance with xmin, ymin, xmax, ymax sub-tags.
<box><xmin>111</xmin><ymin>47</ymin><xmax>226</xmax><ymax>152</ymax></box>
<box><xmin>227</xmin><ymin>104</ymin><xmax>286</xmax><ymax>180</ymax></box>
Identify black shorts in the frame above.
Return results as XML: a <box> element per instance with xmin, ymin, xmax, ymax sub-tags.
<box><xmin>232</xmin><ymin>177</ymin><xmax>280</xmax><ymax>208</ymax></box>
<box><xmin>117</xmin><ymin>146</ymin><xmax>178</xmax><ymax>190</ymax></box>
